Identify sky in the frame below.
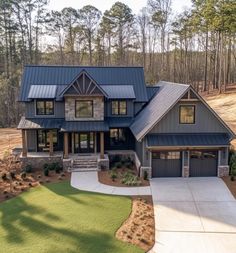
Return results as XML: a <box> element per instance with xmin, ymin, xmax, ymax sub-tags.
<box><xmin>48</xmin><ymin>0</ymin><xmax>192</xmax><ymax>15</ymax></box>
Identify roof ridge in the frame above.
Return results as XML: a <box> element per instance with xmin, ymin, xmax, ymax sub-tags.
<box><xmin>24</xmin><ymin>65</ymin><xmax>144</xmax><ymax>69</ymax></box>
<box><xmin>158</xmin><ymin>80</ymin><xmax>190</xmax><ymax>87</ymax></box>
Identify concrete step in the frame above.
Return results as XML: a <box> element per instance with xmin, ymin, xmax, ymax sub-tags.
<box><xmin>73</xmin><ymin>164</ymin><xmax>97</xmax><ymax>168</ymax></box>
<box><xmin>69</xmin><ymin>167</ymin><xmax>98</xmax><ymax>172</ymax></box>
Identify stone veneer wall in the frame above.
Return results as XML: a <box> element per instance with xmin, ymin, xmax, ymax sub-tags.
<box><xmin>20</xmin><ymin>156</ymin><xmax>63</xmax><ymax>170</ymax></box>
<box><xmin>218</xmin><ymin>165</ymin><xmax>229</xmax><ymax>177</ymax></box>
<box><xmin>65</xmin><ymin>96</ymin><xmax>104</xmax><ymax>121</ymax></box>
<box><xmin>182</xmin><ymin>166</ymin><xmax>189</xmax><ymax>177</ymax></box>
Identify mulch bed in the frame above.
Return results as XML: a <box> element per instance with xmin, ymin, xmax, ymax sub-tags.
<box><xmin>0</xmin><ymin>155</ymin><xmax>70</xmax><ymax>203</ymax></box>
<box><xmin>98</xmin><ymin>167</ymin><xmax>150</xmax><ymax>187</ymax></box>
<box><xmin>116</xmin><ymin>195</ymin><xmax>155</xmax><ymax>252</ymax></box>
<box><xmin>222</xmin><ymin>176</ymin><xmax>236</xmax><ymax>199</ymax></box>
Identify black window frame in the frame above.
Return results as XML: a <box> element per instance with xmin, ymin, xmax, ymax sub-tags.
<box><xmin>111</xmin><ymin>100</ymin><xmax>127</xmax><ymax>115</ymax></box>
<box><xmin>36</xmin><ymin>100</ymin><xmax>54</xmax><ymax>115</ymax></box>
<box><xmin>75</xmin><ymin>100</ymin><xmax>93</xmax><ymax>118</ymax></box>
<box><xmin>37</xmin><ymin>129</ymin><xmax>58</xmax><ymax>152</ymax></box>
<box><xmin>179</xmin><ymin>105</ymin><xmax>195</xmax><ymax>124</ymax></box>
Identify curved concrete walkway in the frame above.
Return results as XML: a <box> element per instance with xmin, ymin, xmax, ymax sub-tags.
<box><xmin>71</xmin><ymin>171</ymin><xmax>151</xmax><ymax>196</ymax></box>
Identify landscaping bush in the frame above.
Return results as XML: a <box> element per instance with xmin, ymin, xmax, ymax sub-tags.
<box><xmin>1</xmin><ymin>173</ymin><xmax>7</xmax><ymax>181</ymax></box>
<box><xmin>143</xmin><ymin>170</ymin><xmax>148</xmax><ymax>181</ymax></box>
<box><xmin>121</xmin><ymin>171</ymin><xmax>141</xmax><ymax>186</ymax></box>
<box><xmin>115</xmin><ymin>162</ymin><xmax>122</xmax><ymax>168</ymax></box>
<box><xmin>44</xmin><ymin>168</ymin><xmax>49</xmax><ymax>177</ymax></box>
<box><xmin>231</xmin><ymin>167</ymin><xmax>236</xmax><ymax>181</ymax></box>
<box><xmin>55</xmin><ymin>163</ymin><xmax>63</xmax><ymax>174</ymax></box>
<box><xmin>43</xmin><ymin>163</ymin><xmax>48</xmax><ymax>170</ymax></box>
<box><xmin>24</xmin><ymin>165</ymin><xmax>33</xmax><ymax>173</ymax></box>
<box><xmin>110</xmin><ymin>169</ymin><xmax>118</xmax><ymax>181</ymax></box>
<box><xmin>230</xmin><ymin>154</ymin><xmax>236</xmax><ymax>181</ymax></box>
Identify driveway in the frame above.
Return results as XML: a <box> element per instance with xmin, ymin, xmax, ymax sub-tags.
<box><xmin>149</xmin><ymin>177</ymin><xmax>236</xmax><ymax>253</ymax></box>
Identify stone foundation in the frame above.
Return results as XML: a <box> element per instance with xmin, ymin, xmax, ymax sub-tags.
<box><xmin>63</xmin><ymin>159</ymin><xmax>72</xmax><ymax>171</ymax></box>
<box><xmin>140</xmin><ymin>166</ymin><xmax>152</xmax><ymax>179</ymax></box>
<box><xmin>182</xmin><ymin>166</ymin><xmax>189</xmax><ymax>177</ymax></box>
<box><xmin>98</xmin><ymin>154</ymin><xmax>109</xmax><ymax>170</ymax></box>
<box><xmin>218</xmin><ymin>165</ymin><xmax>229</xmax><ymax>177</ymax></box>
<box><xmin>20</xmin><ymin>156</ymin><xmax>63</xmax><ymax>170</ymax></box>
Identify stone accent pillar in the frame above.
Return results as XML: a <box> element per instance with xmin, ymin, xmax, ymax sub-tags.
<box><xmin>22</xmin><ymin>129</ymin><xmax>27</xmax><ymax>157</ymax></box>
<box><xmin>64</xmin><ymin>132</ymin><xmax>69</xmax><ymax>159</ymax></box>
<box><xmin>182</xmin><ymin>151</ymin><xmax>189</xmax><ymax>177</ymax></box>
<box><xmin>100</xmin><ymin>132</ymin><xmax>104</xmax><ymax>159</ymax></box>
<box><xmin>49</xmin><ymin>130</ymin><xmax>54</xmax><ymax>156</ymax></box>
<box><xmin>218</xmin><ymin>166</ymin><xmax>229</xmax><ymax>177</ymax></box>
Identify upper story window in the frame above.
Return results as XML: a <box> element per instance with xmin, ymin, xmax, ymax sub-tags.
<box><xmin>75</xmin><ymin>100</ymin><xmax>93</xmax><ymax>118</ymax></box>
<box><xmin>111</xmin><ymin>101</ymin><xmax>127</xmax><ymax>115</ymax></box>
<box><xmin>36</xmin><ymin>100</ymin><xmax>54</xmax><ymax>115</ymax></box>
<box><xmin>179</xmin><ymin>105</ymin><xmax>195</xmax><ymax>124</ymax></box>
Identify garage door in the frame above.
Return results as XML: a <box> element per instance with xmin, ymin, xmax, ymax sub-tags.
<box><xmin>190</xmin><ymin>150</ymin><xmax>218</xmax><ymax>177</ymax></box>
<box><xmin>152</xmin><ymin>151</ymin><xmax>182</xmax><ymax>177</ymax></box>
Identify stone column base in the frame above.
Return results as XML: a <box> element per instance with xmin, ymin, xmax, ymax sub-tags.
<box><xmin>98</xmin><ymin>154</ymin><xmax>109</xmax><ymax>170</ymax></box>
<box><xmin>140</xmin><ymin>166</ymin><xmax>152</xmax><ymax>179</ymax></box>
<box><xmin>218</xmin><ymin>166</ymin><xmax>229</xmax><ymax>177</ymax></box>
<box><xmin>182</xmin><ymin>166</ymin><xmax>189</xmax><ymax>177</ymax></box>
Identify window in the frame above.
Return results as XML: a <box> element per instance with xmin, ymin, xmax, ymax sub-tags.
<box><xmin>179</xmin><ymin>105</ymin><xmax>195</xmax><ymax>124</ymax></box>
<box><xmin>110</xmin><ymin>128</ymin><xmax>126</xmax><ymax>145</ymax></box>
<box><xmin>111</xmin><ymin>101</ymin><xmax>127</xmax><ymax>115</ymax></box>
<box><xmin>75</xmin><ymin>100</ymin><xmax>93</xmax><ymax>118</ymax></box>
<box><xmin>37</xmin><ymin>130</ymin><xmax>58</xmax><ymax>151</ymax></box>
<box><xmin>36</xmin><ymin>100</ymin><xmax>54</xmax><ymax>115</ymax></box>
<box><xmin>152</xmin><ymin>151</ymin><xmax>180</xmax><ymax>160</ymax></box>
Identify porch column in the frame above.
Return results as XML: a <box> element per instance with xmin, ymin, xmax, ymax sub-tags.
<box><xmin>100</xmin><ymin>132</ymin><xmax>104</xmax><ymax>159</ymax></box>
<box><xmin>64</xmin><ymin>132</ymin><xmax>69</xmax><ymax>159</ymax></box>
<box><xmin>22</xmin><ymin>129</ymin><xmax>27</xmax><ymax>157</ymax></box>
<box><xmin>71</xmin><ymin>132</ymin><xmax>75</xmax><ymax>154</ymax></box>
<box><xmin>49</xmin><ymin>130</ymin><xmax>53</xmax><ymax>156</ymax></box>
<box><xmin>94</xmin><ymin>132</ymin><xmax>97</xmax><ymax>154</ymax></box>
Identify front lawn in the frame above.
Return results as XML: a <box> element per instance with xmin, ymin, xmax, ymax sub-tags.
<box><xmin>0</xmin><ymin>181</ymin><xmax>143</xmax><ymax>253</ymax></box>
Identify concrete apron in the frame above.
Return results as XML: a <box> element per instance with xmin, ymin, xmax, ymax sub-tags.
<box><xmin>149</xmin><ymin>177</ymin><xmax>236</xmax><ymax>253</ymax></box>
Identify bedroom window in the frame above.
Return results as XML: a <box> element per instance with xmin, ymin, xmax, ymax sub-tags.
<box><xmin>179</xmin><ymin>105</ymin><xmax>195</xmax><ymax>124</ymax></box>
<box><xmin>111</xmin><ymin>101</ymin><xmax>127</xmax><ymax>115</ymax></box>
<box><xmin>36</xmin><ymin>100</ymin><xmax>54</xmax><ymax>115</ymax></box>
<box><xmin>75</xmin><ymin>100</ymin><xmax>93</xmax><ymax>118</ymax></box>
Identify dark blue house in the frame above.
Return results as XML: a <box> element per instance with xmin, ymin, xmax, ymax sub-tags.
<box><xmin>18</xmin><ymin>65</ymin><xmax>235</xmax><ymax>178</ymax></box>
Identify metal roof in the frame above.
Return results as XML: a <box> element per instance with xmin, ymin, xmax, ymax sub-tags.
<box><xmin>107</xmin><ymin>117</ymin><xmax>133</xmax><ymax>127</ymax></box>
<box><xmin>61</xmin><ymin>121</ymin><xmax>109</xmax><ymax>132</ymax></box>
<box><xmin>17</xmin><ymin>117</ymin><xmax>63</xmax><ymax>129</ymax></box>
<box><xmin>147</xmin><ymin>133</ymin><xmax>230</xmax><ymax>147</ymax></box>
<box><xmin>28</xmin><ymin>85</ymin><xmax>57</xmax><ymax>99</ymax></box>
<box><xmin>100</xmin><ymin>85</ymin><xmax>135</xmax><ymax>99</ymax></box>
<box><xmin>146</xmin><ymin>86</ymin><xmax>160</xmax><ymax>101</ymax></box>
<box><xmin>19</xmin><ymin>65</ymin><xmax>148</xmax><ymax>102</ymax></box>
<box><xmin>130</xmin><ymin>81</ymin><xmax>190</xmax><ymax>141</ymax></box>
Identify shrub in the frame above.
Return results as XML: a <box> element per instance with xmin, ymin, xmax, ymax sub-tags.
<box><xmin>1</xmin><ymin>173</ymin><xmax>7</xmax><ymax>181</ymax></box>
<box><xmin>116</xmin><ymin>162</ymin><xmax>122</xmax><ymax>168</ymax></box>
<box><xmin>110</xmin><ymin>169</ymin><xmax>118</xmax><ymax>181</ymax></box>
<box><xmin>44</xmin><ymin>168</ymin><xmax>49</xmax><ymax>177</ymax></box>
<box><xmin>20</xmin><ymin>172</ymin><xmax>27</xmax><ymax>179</ymax></box>
<box><xmin>55</xmin><ymin>163</ymin><xmax>63</xmax><ymax>174</ymax></box>
<box><xmin>24</xmin><ymin>165</ymin><xmax>32</xmax><ymax>173</ymax></box>
<box><xmin>121</xmin><ymin>172</ymin><xmax>141</xmax><ymax>186</ymax></box>
<box><xmin>43</xmin><ymin>163</ymin><xmax>48</xmax><ymax>170</ymax></box>
<box><xmin>231</xmin><ymin>169</ymin><xmax>236</xmax><ymax>181</ymax></box>
<box><xmin>143</xmin><ymin>170</ymin><xmax>148</xmax><ymax>181</ymax></box>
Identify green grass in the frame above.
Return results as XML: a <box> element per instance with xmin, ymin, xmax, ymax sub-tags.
<box><xmin>0</xmin><ymin>181</ymin><xmax>143</xmax><ymax>253</ymax></box>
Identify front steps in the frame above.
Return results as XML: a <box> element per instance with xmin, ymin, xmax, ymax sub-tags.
<box><xmin>68</xmin><ymin>155</ymin><xmax>98</xmax><ymax>172</ymax></box>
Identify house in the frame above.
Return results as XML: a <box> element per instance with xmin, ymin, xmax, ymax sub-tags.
<box><xmin>17</xmin><ymin>65</ymin><xmax>235</xmax><ymax>178</ymax></box>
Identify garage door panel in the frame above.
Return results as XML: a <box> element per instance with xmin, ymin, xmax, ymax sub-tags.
<box><xmin>152</xmin><ymin>151</ymin><xmax>182</xmax><ymax>177</ymax></box>
<box><xmin>190</xmin><ymin>150</ymin><xmax>217</xmax><ymax>177</ymax></box>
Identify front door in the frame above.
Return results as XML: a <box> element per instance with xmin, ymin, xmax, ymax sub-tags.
<box><xmin>74</xmin><ymin>132</ymin><xmax>94</xmax><ymax>153</ymax></box>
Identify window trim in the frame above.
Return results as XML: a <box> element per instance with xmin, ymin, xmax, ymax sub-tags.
<box><xmin>179</xmin><ymin>104</ymin><xmax>195</xmax><ymax>124</ymax></box>
<box><xmin>35</xmin><ymin>100</ymin><xmax>54</xmax><ymax>116</ymax></box>
<box><xmin>111</xmin><ymin>100</ymin><xmax>127</xmax><ymax>115</ymax></box>
<box><xmin>75</xmin><ymin>100</ymin><xmax>94</xmax><ymax>118</ymax></box>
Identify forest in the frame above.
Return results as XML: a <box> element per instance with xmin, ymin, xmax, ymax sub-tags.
<box><xmin>0</xmin><ymin>0</ymin><xmax>235</xmax><ymax>127</ymax></box>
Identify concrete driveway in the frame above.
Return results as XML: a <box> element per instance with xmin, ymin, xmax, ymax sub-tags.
<box><xmin>149</xmin><ymin>177</ymin><xmax>236</xmax><ymax>253</ymax></box>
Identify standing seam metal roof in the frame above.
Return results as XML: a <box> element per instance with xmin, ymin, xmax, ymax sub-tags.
<box><xmin>19</xmin><ymin>65</ymin><xmax>148</xmax><ymax>102</ymax></box>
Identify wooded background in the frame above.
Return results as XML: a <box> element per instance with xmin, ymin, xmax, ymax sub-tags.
<box><xmin>0</xmin><ymin>0</ymin><xmax>235</xmax><ymax>127</ymax></box>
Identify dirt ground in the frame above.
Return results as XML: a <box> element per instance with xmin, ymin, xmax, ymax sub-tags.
<box><xmin>0</xmin><ymin>155</ymin><xmax>70</xmax><ymax>203</ymax></box>
<box><xmin>0</xmin><ymin>128</ymin><xmax>21</xmax><ymax>158</ymax></box>
<box><xmin>116</xmin><ymin>196</ymin><xmax>155</xmax><ymax>252</ymax></box>
<box><xmin>222</xmin><ymin>176</ymin><xmax>236</xmax><ymax>199</ymax></box>
<box><xmin>98</xmin><ymin>168</ymin><xmax>150</xmax><ymax>187</ymax></box>
<box><xmin>204</xmin><ymin>93</ymin><xmax>236</xmax><ymax>147</ymax></box>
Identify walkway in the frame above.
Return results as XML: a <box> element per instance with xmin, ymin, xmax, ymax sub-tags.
<box><xmin>71</xmin><ymin>171</ymin><xmax>151</xmax><ymax>196</ymax></box>
<box><xmin>149</xmin><ymin>177</ymin><xmax>236</xmax><ymax>253</ymax></box>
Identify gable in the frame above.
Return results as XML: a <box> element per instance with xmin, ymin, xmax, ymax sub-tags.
<box><xmin>61</xmin><ymin>70</ymin><xmax>106</xmax><ymax>97</ymax></box>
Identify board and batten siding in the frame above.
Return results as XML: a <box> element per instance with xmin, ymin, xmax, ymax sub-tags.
<box><xmin>25</xmin><ymin>101</ymin><xmax>65</xmax><ymax>118</ymax></box>
<box><xmin>150</xmin><ymin>101</ymin><xmax>227</xmax><ymax>134</ymax></box>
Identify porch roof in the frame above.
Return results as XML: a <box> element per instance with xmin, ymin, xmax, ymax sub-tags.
<box><xmin>146</xmin><ymin>133</ymin><xmax>231</xmax><ymax>147</ymax></box>
<box><xmin>60</xmin><ymin>121</ymin><xmax>109</xmax><ymax>132</ymax></box>
<box><xmin>17</xmin><ymin>117</ymin><xmax>63</xmax><ymax>129</ymax></box>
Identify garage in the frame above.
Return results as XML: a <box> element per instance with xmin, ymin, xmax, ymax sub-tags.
<box><xmin>152</xmin><ymin>151</ymin><xmax>182</xmax><ymax>177</ymax></box>
<box><xmin>190</xmin><ymin>150</ymin><xmax>218</xmax><ymax>177</ymax></box>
